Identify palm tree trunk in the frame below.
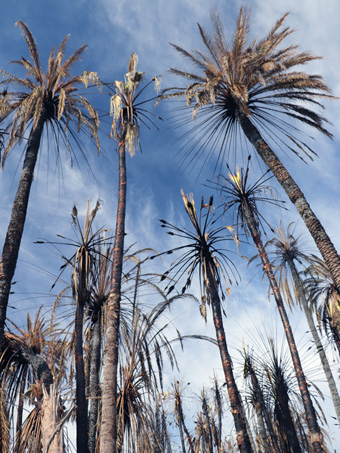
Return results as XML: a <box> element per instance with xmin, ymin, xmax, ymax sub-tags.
<box><xmin>288</xmin><ymin>259</ymin><xmax>340</xmax><ymax>424</ymax></box>
<box><xmin>41</xmin><ymin>384</ymin><xmax>63</xmax><ymax>453</ymax></box>
<box><xmin>100</xmin><ymin>122</ymin><xmax>127</xmax><ymax>452</ymax></box>
<box><xmin>242</xmin><ymin>201</ymin><xmax>324</xmax><ymax>452</ymax></box>
<box><xmin>14</xmin><ymin>372</ymin><xmax>27</xmax><ymax>452</ymax></box>
<box><xmin>236</xmin><ymin>110</ymin><xmax>340</xmax><ymax>295</ymax></box>
<box><xmin>206</xmin><ymin>262</ymin><xmax>253</xmax><ymax>453</ymax></box>
<box><xmin>246</xmin><ymin>362</ymin><xmax>280</xmax><ymax>452</ymax></box>
<box><xmin>75</xmin><ymin>300</ymin><xmax>88</xmax><ymax>452</ymax></box>
<box><xmin>0</xmin><ymin>111</ymin><xmax>46</xmax><ymax>350</ymax></box>
<box><xmin>88</xmin><ymin>318</ymin><xmax>102</xmax><ymax>453</ymax></box>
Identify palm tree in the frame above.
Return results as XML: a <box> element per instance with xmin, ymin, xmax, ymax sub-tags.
<box><xmin>263</xmin><ymin>223</ymin><xmax>340</xmax><ymax>424</ymax></box>
<box><xmin>217</xmin><ymin>164</ymin><xmax>324</xmax><ymax>452</ymax></box>
<box><xmin>160</xmin><ymin>8</ymin><xmax>340</xmax><ymax>296</ymax></box>
<box><xmin>0</xmin><ymin>310</ymin><xmax>72</xmax><ymax>452</ymax></box>
<box><xmin>304</xmin><ymin>258</ymin><xmax>340</xmax><ymax>357</ymax></box>
<box><xmin>39</xmin><ymin>199</ymin><xmax>109</xmax><ymax>453</ymax></box>
<box><xmin>243</xmin><ymin>348</ymin><xmax>280</xmax><ymax>452</ymax></box>
<box><xmin>156</xmin><ymin>191</ymin><xmax>253</xmax><ymax>452</ymax></box>
<box><xmin>0</xmin><ymin>21</ymin><xmax>100</xmax><ymax>349</ymax></box>
<box><xmin>100</xmin><ymin>53</ymin><xmax>160</xmax><ymax>452</ymax></box>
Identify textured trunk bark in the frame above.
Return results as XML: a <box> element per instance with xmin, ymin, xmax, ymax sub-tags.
<box><xmin>236</xmin><ymin>110</ymin><xmax>340</xmax><ymax>296</ymax></box>
<box><xmin>88</xmin><ymin>318</ymin><xmax>102</xmax><ymax>453</ymax></box>
<box><xmin>206</xmin><ymin>262</ymin><xmax>253</xmax><ymax>453</ymax></box>
<box><xmin>14</xmin><ymin>372</ymin><xmax>27</xmax><ymax>452</ymax></box>
<box><xmin>75</xmin><ymin>299</ymin><xmax>88</xmax><ymax>452</ymax></box>
<box><xmin>275</xmin><ymin>392</ymin><xmax>302</xmax><ymax>452</ymax></box>
<box><xmin>242</xmin><ymin>202</ymin><xmax>324</xmax><ymax>452</ymax></box>
<box><xmin>0</xmin><ymin>111</ymin><xmax>46</xmax><ymax>350</ymax></box>
<box><xmin>247</xmin><ymin>363</ymin><xmax>280</xmax><ymax>452</ymax></box>
<box><xmin>100</xmin><ymin>122</ymin><xmax>127</xmax><ymax>452</ymax></box>
<box><xmin>288</xmin><ymin>259</ymin><xmax>340</xmax><ymax>425</ymax></box>
<box><xmin>41</xmin><ymin>384</ymin><xmax>63</xmax><ymax>453</ymax></box>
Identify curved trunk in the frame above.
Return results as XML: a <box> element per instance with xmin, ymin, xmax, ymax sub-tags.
<box><xmin>242</xmin><ymin>202</ymin><xmax>324</xmax><ymax>452</ymax></box>
<box><xmin>88</xmin><ymin>318</ymin><xmax>102</xmax><ymax>453</ymax></box>
<box><xmin>236</xmin><ymin>110</ymin><xmax>340</xmax><ymax>295</ymax></box>
<box><xmin>100</xmin><ymin>122</ymin><xmax>127</xmax><ymax>452</ymax></box>
<box><xmin>288</xmin><ymin>259</ymin><xmax>340</xmax><ymax>424</ymax></box>
<box><xmin>75</xmin><ymin>300</ymin><xmax>88</xmax><ymax>452</ymax></box>
<box><xmin>206</xmin><ymin>262</ymin><xmax>253</xmax><ymax>453</ymax></box>
<box><xmin>0</xmin><ymin>111</ymin><xmax>46</xmax><ymax>350</ymax></box>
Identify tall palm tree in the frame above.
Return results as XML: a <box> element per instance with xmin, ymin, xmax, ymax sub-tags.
<box><xmin>304</xmin><ymin>258</ymin><xmax>340</xmax><ymax>357</ymax></box>
<box><xmin>39</xmin><ymin>199</ymin><xmax>109</xmax><ymax>453</ymax></box>
<box><xmin>0</xmin><ymin>21</ymin><xmax>100</xmax><ymax>349</ymax></box>
<box><xmin>160</xmin><ymin>8</ymin><xmax>340</xmax><ymax>296</ymax></box>
<box><xmin>264</xmin><ymin>223</ymin><xmax>340</xmax><ymax>424</ymax></box>
<box><xmin>100</xmin><ymin>54</ymin><xmax>160</xmax><ymax>451</ymax></box>
<box><xmin>156</xmin><ymin>191</ymin><xmax>253</xmax><ymax>452</ymax></box>
<box><xmin>217</xmin><ymin>164</ymin><xmax>324</xmax><ymax>452</ymax></box>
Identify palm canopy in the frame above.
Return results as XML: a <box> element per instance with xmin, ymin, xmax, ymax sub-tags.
<box><xmin>109</xmin><ymin>52</ymin><xmax>161</xmax><ymax>156</ymax></box>
<box><xmin>152</xmin><ymin>190</ymin><xmax>239</xmax><ymax>319</ymax></box>
<box><xmin>210</xmin><ymin>158</ymin><xmax>285</xmax><ymax>237</ymax></box>
<box><xmin>263</xmin><ymin>222</ymin><xmax>319</xmax><ymax>310</ymax></box>
<box><xmin>0</xmin><ymin>20</ymin><xmax>100</xmax><ymax>166</ymax></box>
<box><xmin>161</xmin><ymin>8</ymin><xmax>334</xmax><ymax>168</ymax></box>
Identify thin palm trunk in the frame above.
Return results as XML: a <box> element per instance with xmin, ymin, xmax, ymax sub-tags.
<box><xmin>0</xmin><ymin>111</ymin><xmax>46</xmax><ymax>349</ymax></box>
<box><xmin>288</xmin><ymin>259</ymin><xmax>340</xmax><ymax>424</ymax></box>
<box><xmin>88</xmin><ymin>318</ymin><xmax>102</xmax><ymax>453</ymax></box>
<box><xmin>174</xmin><ymin>385</ymin><xmax>194</xmax><ymax>453</ymax></box>
<box><xmin>14</xmin><ymin>372</ymin><xmax>26</xmax><ymax>453</ymax></box>
<box><xmin>236</xmin><ymin>110</ymin><xmax>340</xmax><ymax>296</ymax></box>
<box><xmin>246</xmin><ymin>361</ymin><xmax>280</xmax><ymax>453</ymax></box>
<box><xmin>75</xmin><ymin>300</ymin><xmax>88</xmax><ymax>452</ymax></box>
<box><xmin>206</xmin><ymin>262</ymin><xmax>253</xmax><ymax>453</ymax></box>
<box><xmin>242</xmin><ymin>201</ymin><xmax>324</xmax><ymax>452</ymax></box>
<box><xmin>100</xmin><ymin>122</ymin><xmax>127</xmax><ymax>452</ymax></box>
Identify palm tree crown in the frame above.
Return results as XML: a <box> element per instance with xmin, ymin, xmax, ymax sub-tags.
<box><xmin>162</xmin><ymin>8</ymin><xmax>333</xmax><ymax>168</ymax></box>
<box><xmin>0</xmin><ymin>20</ymin><xmax>100</xmax><ymax>165</ymax></box>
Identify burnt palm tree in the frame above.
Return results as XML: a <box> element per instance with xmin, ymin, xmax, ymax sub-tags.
<box><xmin>155</xmin><ymin>191</ymin><xmax>253</xmax><ymax>452</ymax></box>
<box><xmin>0</xmin><ymin>21</ymin><xmax>100</xmax><ymax>349</ymax></box>
<box><xmin>304</xmin><ymin>258</ymin><xmax>340</xmax><ymax>358</ymax></box>
<box><xmin>160</xmin><ymin>8</ymin><xmax>340</xmax><ymax>296</ymax></box>
<box><xmin>216</xmin><ymin>163</ymin><xmax>324</xmax><ymax>451</ymax></box>
<box><xmin>100</xmin><ymin>54</ymin><xmax>161</xmax><ymax>452</ymax></box>
<box><xmin>0</xmin><ymin>310</ymin><xmax>72</xmax><ymax>452</ymax></box>
<box><xmin>243</xmin><ymin>348</ymin><xmax>280</xmax><ymax>453</ymax></box>
<box><xmin>39</xmin><ymin>199</ymin><xmax>109</xmax><ymax>453</ymax></box>
<box><xmin>264</xmin><ymin>223</ymin><xmax>340</xmax><ymax>424</ymax></box>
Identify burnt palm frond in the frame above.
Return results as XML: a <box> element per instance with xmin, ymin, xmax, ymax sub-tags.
<box><xmin>107</xmin><ymin>53</ymin><xmax>161</xmax><ymax>156</ymax></box>
<box><xmin>211</xmin><ymin>156</ymin><xmax>285</xmax><ymax>238</ymax></box>
<box><xmin>160</xmin><ymin>8</ymin><xmax>335</xmax><ymax>171</ymax></box>
<box><xmin>304</xmin><ymin>258</ymin><xmax>340</xmax><ymax>355</ymax></box>
<box><xmin>151</xmin><ymin>190</ymin><xmax>239</xmax><ymax>320</ymax></box>
<box><xmin>260</xmin><ymin>222</ymin><xmax>318</xmax><ymax>310</ymax></box>
<box><xmin>0</xmin><ymin>21</ymin><xmax>100</xmax><ymax>167</ymax></box>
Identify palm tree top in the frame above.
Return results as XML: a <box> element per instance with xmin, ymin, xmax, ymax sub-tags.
<box><xmin>0</xmin><ymin>20</ymin><xmax>100</xmax><ymax>166</ymax></box>
<box><xmin>160</xmin><ymin>8</ymin><xmax>335</xmax><ymax>168</ymax></box>
<box><xmin>109</xmin><ymin>52</ymin><xmax>161</xmax><ymax>156</ymax></box>
<box><xmin>212</xmin><ymin>158</ymin><xmax>285</xmax><ymax>236</ymax></box>
<box><xmin>152</xmin><ymin>190</ymin><xmax>239</xmax><ymax>320</ymax></box>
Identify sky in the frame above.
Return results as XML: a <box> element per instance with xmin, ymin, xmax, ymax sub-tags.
<box><xmin>1</xmin><ymin>0</ymin><xmax>340</xmax><ymax>449</ymax></box>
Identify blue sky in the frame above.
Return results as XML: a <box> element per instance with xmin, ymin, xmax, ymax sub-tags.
<box><xmin>1</xmin><ymin>0</ymin><xmax>340</xmax><ymax>448</ymax></box>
